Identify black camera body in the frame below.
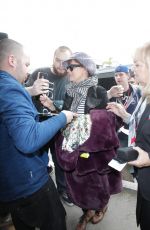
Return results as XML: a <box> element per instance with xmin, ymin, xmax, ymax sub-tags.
<box><xmin>115</xmin><ymin>147</ymin><xmax>138</xmax><ymax>164</ymax></box>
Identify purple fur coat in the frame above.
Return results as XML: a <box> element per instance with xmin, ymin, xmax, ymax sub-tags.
<box><xmin>55</xmin><ymin>109</ymin><xmax>122</xmax><ymax>210</ymax></box>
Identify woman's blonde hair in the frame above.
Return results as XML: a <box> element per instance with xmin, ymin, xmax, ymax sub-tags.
<box><xmin>134</xmin><ymin>42</ymin><xmax>150</xmax><ymax>102</ymax></box>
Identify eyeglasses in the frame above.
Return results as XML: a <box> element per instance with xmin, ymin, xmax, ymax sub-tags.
<box><xmin>66</xmin><ymin>64</ymin><xmax>82</xmax><ymax>72</ymax></box>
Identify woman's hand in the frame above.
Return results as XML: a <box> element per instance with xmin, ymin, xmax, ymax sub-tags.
<box><xmin>106</xmin><ymin>102</ymin><xmax>130</xmax><ymax>123</ymax></box>
<box><xmin>40</xmin><ymin>95</ymin><xmax>56</xmax><ymax>111</ymax></box>
<box><xmin>128</xmin><ymin>146</ymin><xmax>150</xmax><ymax>168</ymax></box>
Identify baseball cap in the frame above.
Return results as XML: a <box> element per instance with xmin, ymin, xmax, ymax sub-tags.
<box><xmin>115</xmin><ymin>65</ymin><xmax>129</xmax><ymax>74</ymax></box>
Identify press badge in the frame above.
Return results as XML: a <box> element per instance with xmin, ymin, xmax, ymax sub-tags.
<box><xmin>80</xmin><ymin>153</ymin><xmax>90</xmax><ymax>158</ymax></box>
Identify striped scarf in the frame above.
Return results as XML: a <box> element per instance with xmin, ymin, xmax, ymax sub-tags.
<box><xmin>66</xmin><ymin>77</ymin><xmax>97</xmax><ymax>113</ymax></box>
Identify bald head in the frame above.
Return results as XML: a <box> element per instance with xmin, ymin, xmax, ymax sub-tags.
<box><xmin>0</xmin><ymin>39</ymin><xmax>30</xmax><ymax>83</ymax></box>
<box><xmin>0</xmin><ymin>39</ymin><xmax>23</xmax><ymax>65</ymax></box>
<box><xmin>54</xmin><ymin>46</ymin><xmax>72</xmax><ymax>57</ymax></box>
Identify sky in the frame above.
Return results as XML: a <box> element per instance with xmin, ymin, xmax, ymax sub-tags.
<box><xmin>1</xmin><ymin>0</ymin><xmax>150</xmax><ymax>71</ymax></box>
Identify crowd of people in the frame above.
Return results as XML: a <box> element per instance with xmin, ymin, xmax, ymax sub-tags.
<box><xmin>25</xmin><ymin>46</ymin><xmax>74</xmax><ymax>206</ymax></box>
<box><xmin>0</xmin><ymin>32</ymin><xmax>150</xmax><ymax>230</ymax></box>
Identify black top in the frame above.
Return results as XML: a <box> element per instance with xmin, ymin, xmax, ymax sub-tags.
<box><xmin>26</xmin><ymin>67</ymin><xmax>68</xmax><ymax>113</ymax></box>
<box><xmin>136</xmin><ymin>103</ymin><xmax>150</xmax><ymax>200</ymax></box>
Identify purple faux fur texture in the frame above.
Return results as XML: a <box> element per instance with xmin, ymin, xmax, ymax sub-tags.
<box><xmin>55</xmin><ymin>109</ymin><xmax>122</xmax><ymax>210</ymax></box>
<box><xmin>55</xmin><ymin>109</ymin><xmax>119</xmax><ymax>172</ymax></box>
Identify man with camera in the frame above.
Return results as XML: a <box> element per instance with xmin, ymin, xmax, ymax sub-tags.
<box><xmin>26</xmin><ymin>46</ymin><xmax>74</xmax><ymax>206</ymax></box>
<box><xmin>0</xmin><ymin>38</ymin><xmax>74</xmax><ymax>230</ymax></box>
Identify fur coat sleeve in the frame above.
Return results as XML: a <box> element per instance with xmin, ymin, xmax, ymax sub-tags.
<box><xmin>55</xmin><ymin>109</ymin><xmax>119</xmax><ymax>173</ymax></box>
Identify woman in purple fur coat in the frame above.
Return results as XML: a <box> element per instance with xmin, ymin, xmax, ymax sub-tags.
<box><xmin>40</xmin><ymin>52</ymin><xmax>122</xmax><ymax>230</ymax></box>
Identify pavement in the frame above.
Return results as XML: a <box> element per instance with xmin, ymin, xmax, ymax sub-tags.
<box><xmin>0</xmin><ymin>171</ymin><xmax>140</xmax><ymax>230</ymax></box>
<box><xmin>64</xmin><ymin>187</ymin><xmax>140</xmax><ymax>230</ymax></box>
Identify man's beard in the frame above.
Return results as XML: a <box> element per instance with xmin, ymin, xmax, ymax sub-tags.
<box><xmin>53</xmin><ymin>65</ymin><xmax>67</xmax><ymax>77</ymax></box>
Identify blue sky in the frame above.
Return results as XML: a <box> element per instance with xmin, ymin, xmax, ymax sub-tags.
<box><xmin>1</xmin><ymin>0</ymin><xmax>150</xmax><ymax>71</ymax></box>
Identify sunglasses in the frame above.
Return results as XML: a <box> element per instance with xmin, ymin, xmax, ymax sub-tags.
<box><xmin>66</xmin><ymin>64</ymin><xmax>82</xmax><ymax>72</ymax></box>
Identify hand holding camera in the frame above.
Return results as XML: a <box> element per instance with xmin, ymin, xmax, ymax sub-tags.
<box><xmin>115</xmin><ymin>147</ymin><xmax>139</xmax><ymax>164</ymax></box>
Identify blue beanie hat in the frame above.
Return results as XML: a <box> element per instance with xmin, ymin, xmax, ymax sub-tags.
<box><xmin>115</xmin><ymin>65</ymin><xmax>129</xmax><ymax>74</ymax></box>
<box><xmin>63</xmin><ymin>52</ymin><xmax>96</xmax><ymax>76</ymax></box>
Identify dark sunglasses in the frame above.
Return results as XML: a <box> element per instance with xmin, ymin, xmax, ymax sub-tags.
<box><xmin>66</xmin><ymin>64</ymin><xmax>82</xmax><ymax>72</ymax></box>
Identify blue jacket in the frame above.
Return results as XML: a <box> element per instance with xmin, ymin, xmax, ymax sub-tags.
<box><xmin>0</xmin><ymin>71</ymin><xmax>67</xmax><ymax>202</ymax></box>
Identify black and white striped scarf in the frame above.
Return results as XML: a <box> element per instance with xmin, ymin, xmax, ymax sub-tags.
<box><xmin>66</xmin><ymin>77</ymin><xmax>97</xmax><ymax>113</ymax></box>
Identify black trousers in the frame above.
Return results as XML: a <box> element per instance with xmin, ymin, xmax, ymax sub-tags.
<box><xmin>44</xmin><ymin>137</ymin><xmax>67</xmax><ymax>194</ymax></box>
<box><xmin>0</xmin><ymin>177</ymin><xmax>66</xmax><ymax>230</ymax></box>
<box><xmin>136</xmin><ymin>188</ymin><xmax>150</xmax><ymax>230</ymax></box>
<box><xmin>50</xmin><ymin>140</ymin><xmax>67</xmax><ymax>194</ymax></box>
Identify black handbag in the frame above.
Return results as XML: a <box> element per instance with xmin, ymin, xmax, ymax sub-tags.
<box><xmin>115</xmin><ymin>147</ymin><xmax>138</xmax><ymax>163</ymax></box>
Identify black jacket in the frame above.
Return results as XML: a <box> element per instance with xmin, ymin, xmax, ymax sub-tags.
<box><xmin>63</xmin><ymin>85</ymin><xmax>108</xmax><ymax>113</ymax></box>
<box><xmin>136</xmin><ymin>103</ymin><xmax>150</xmax><ymax>200</ymax></box>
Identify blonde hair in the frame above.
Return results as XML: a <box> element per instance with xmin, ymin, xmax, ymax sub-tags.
<box><xmin>134</xmin><ymin>42</ymin><xmax>150</xmax><ymax>103</ymax></box>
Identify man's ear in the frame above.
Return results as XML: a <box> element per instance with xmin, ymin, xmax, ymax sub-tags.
<box><xmin>8</xmin><ymin>54</ymin><xmax>17</xmax><ymax>68</ymax></box>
